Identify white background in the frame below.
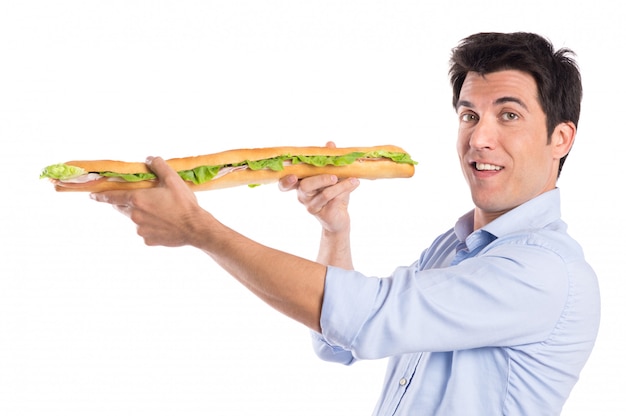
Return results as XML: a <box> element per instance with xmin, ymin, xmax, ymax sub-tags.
<box><xmin>1</xmin><ymin>1</ymin><xmax>623</xmax><ymax>414</ymax></box>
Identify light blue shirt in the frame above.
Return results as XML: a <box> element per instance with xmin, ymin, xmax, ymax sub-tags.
<box><xmin>313</xmin><ymin>189</ymin><xmax>600</xmax><ymax>415</ymax></box>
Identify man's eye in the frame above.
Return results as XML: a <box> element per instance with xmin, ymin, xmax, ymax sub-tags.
<box><xmin>502</xmin><ymin>112</ymin><xmax>519</xmax><ymax>121</ymax></box>
<box><xmin>460</xmin><ymin>113</ymin><xmax>477</xmax><ymax>122</ymax></box>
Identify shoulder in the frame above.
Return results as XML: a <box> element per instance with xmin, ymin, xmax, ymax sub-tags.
<box><xmin>488</xmin><ymin>221</ymin><xmax>585</xmax><ymax>264</ymax></box>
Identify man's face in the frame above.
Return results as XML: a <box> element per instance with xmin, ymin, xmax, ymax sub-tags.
<box><xmin>456</xmin><ymin>70</ymin><xmax>569</xmax><ymax>229</ymax></box>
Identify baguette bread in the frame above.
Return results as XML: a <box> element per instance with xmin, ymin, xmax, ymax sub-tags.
<box><xmin>47</xmin><ymin>145</ymin><xmax>416</xmax><ymax>192</ymax></box>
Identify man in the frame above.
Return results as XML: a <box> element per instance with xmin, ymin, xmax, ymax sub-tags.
<box><xmin>91</xmin><ymin>32</ymin><xmax>600</xmax><ymax>415</ymax></box>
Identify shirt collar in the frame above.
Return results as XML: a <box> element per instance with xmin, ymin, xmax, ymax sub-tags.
<box><xmin>454</xmin><ymin>188</ymin><xmax>562</xmax><ymax>244</ymax></box>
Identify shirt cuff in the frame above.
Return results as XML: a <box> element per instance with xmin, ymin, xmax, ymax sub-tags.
<box><xmin>320</xmin><ymin>266</ymin><xmax>381</xmax><ymax>353</ymax></box>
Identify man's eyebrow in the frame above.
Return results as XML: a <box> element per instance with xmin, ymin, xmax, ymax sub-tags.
<box><xmin>494</xmin><ymin>96</ymin><xmax>529</xmax><ymax>110</ymax></box>
<box><xmin>455</xmin><ymin>97</ymin><xmax>529</xmax><ymax>111</ymax></box>
<box><xmin>456</xmin><ymin>100</ymin><xmax>473</xmax><ymax>110</ymax></box>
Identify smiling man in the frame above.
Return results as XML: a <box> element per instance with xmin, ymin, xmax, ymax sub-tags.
<box><xmin>91</xmin><ymin>32</ymin><xmax>600</xmax><ymax>415</ymax></box>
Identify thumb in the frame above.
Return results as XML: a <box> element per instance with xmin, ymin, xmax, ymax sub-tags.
<box><xmin>146</xmin><ymin>156</ymin><xmax>180</xmax><ymax>185</ymax></box>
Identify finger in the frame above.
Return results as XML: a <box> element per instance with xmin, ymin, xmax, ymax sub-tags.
<box><xmin>90</xmin><ymin>190</ymin><xmax>133</xmax><ymax>206</ymax></box>
<box><xmin>325</xmin><ymin>141</ymin><xmax>337</xmax><ymax>149</ymax></box>
<box><xmin>145</xmin><ymin>156</ymin><xmax>183</xmax><ymax>187</ymax></box>
<box><xmin>300</xmin><ymin>180</ymin><xmax>359</xmax><ymax>215</ymax></box>
<box><xmin>298</xmin><ymin>177</ymin><xmax>358</xmax><ymax>216</ymax></box>
<box><xmin>278</xmin><ymin>174</ymin><xmax>299</xmax><ymax>192</ymax></box>
<box><xmin>298</xmin><ymin>175</ymin><xmax>339</xmax><ymax>197</ymax></box>
<box><xmin>305</xmin><ymin>177</ymin><xmax>359</xmax><ymax>210</ymax></box>
<box><xmin>112</xmin><ymin>203</ymin><xmax>133</xmax><ymax>218</ymax></box>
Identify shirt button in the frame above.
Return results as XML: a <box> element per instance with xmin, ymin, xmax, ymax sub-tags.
<box><xmin>399</xmin><ymin>378</ymin><xmax>407</xmax><ymax>386</ymax></box>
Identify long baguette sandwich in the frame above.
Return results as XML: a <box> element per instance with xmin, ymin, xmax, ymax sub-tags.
<box><xmin>40</xmin><ymin>145</ymin><xmax>417</xmax><ymax>192</ymax></box>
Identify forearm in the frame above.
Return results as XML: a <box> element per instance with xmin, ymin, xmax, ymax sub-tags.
<box><xmin>192</xmin><ymin>213</ymin><xmax>326</xmax><ymax>332</ymax></box>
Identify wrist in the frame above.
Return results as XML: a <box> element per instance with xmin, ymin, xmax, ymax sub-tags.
<box><xmin>185</xmin><ymin>209</ymin><xmax>221</xmax><ymax>250</ymax></box>
<box><xmin>318</xmin><ymin>228</ymin><xmax>353</xmax><ymax>269</ymax></box>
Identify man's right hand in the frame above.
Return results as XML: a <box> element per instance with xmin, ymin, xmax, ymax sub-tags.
<box><xmin>279</xmin><ymin>173</ymin><xmax>359</xmax><ymax>234</ymax></box>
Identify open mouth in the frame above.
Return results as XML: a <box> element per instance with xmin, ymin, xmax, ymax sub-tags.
<box><xmin>474</xmin><ymin>162</ymin><xmax>503</xmax><ymax>171</ymax></box>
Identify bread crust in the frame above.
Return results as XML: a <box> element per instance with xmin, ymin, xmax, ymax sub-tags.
<box><xmin>64</xmin><ymin>160</ymin><xmax>151</xmax><ymax>173</ymax></box>
<box><xmin>53</xmin><ymin>145</ymin><xmax>415</xmax><ymax>192</ymax></box>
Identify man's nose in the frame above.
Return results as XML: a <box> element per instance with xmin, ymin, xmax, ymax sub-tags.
<box><xmin>468</xmin><ymin>118</ymin><xmax>497</xmax><ymax>150</ymax></box>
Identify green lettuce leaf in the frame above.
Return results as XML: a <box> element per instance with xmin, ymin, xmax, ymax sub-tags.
<box><xmin>179</xmin><ymin>165</ymin><xmax>222</xmax><ymax>185</ymax></box>
<box><xmin>364</xmin><ymin>151</ymin><xmax>418</xmax><ymax>164</ymax></box>
<box><xmin>40</xmin><ymin>164</ymin><xmax>87</xmax><ymax>180</ymax></box>
<box><xmin>100</xmin><ymin>172</ymin><xmax>157</xmax><ymax>182</ymax></box>
<box><xmin>237</xmin><ymin>156</ymin><xmax>288</xmax><ymax>171</ymax></box>
<box><xmin>293</xmin><ymin>152</ymin><xmax>365</xmax><ymax>167</ymax></box>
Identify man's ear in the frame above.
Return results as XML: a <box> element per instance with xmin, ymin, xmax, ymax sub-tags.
<box><xmin>551</xmin><ymin>121</ymin><xmax>576</xmax><ymax>159</ymax></box>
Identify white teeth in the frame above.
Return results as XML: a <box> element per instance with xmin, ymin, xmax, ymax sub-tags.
<box><xmin>475</xmin><ymin>163</ymin><xmax>503</xmax><ymax>171</ymax></box>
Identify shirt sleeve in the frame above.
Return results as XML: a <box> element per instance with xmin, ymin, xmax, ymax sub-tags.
<box><xmin>319</xmin><ymin>236</ymin><xmax>570</xmax><ymax>360</ymax></box>
<box><xmin>309</xmin><ymin>331</ymin><xmax>357</xmax><ymax>365</ymax></box>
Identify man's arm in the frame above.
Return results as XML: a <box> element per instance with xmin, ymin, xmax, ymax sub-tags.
<box><xmin>278</xmin><ymin>169</ymin><xmax>362</xmax><ymax>364</ymax></box>
<box><xmin>90</xmin><ymin>156</ymin><xmax>327</xmax><ymax>332</ymax></box>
